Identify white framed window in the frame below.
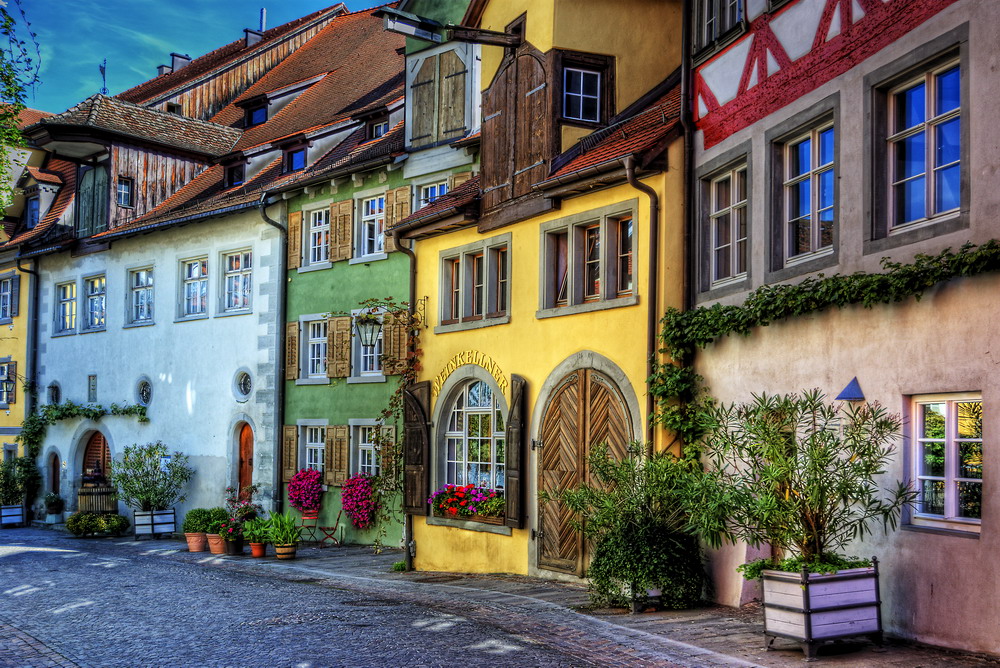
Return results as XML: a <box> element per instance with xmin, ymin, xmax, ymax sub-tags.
<box><xmin>359</xmin><ymin>196</ymin><xmax>385</xmax><ymax>257</ymax></box>
<box><xmin>888</xmin><ymin>62</ymin><xmax>961</xmax><ymax>229</ymax></box>
<box><xmin>911</xmin><ymin>393</ymin><xmax>982</xmax><ymax>533</ymax></box>
<box><xmin>352</xmin><ymin>312</ymin><xmax>383</xmax><ymax>377</ymax></box>
<box><xmin>563</xmin><ymin>68</ymin><xmax>600</xmax><ymax>123</ymax></box>
<box><xmin>128</xmin><ymin>268</ymin><xmax>153</xmax><ymax>324</ymax></box>
<box><xmin>223</xmin><ymin>250</ymin><xmax>252</xmax><ymax>312</ymax></box>
<box><xmin>25</xmin><ymin>196</ymin><xmax>39</xmax><ymax>229</ymax></box>
<box><xmin>116</xmin><ymin>177</ymin><xmax>134</xmax><ymax>207</ymax></box>
<box><xmin>56</xmin><ymin>281</ymin><xmax>77</xmax><ymax>333</ymax></box>
<box><xmin>308</xmin><ymin>209</ymin><xmax>330</xmax><ymax>265</ymax></box>
<box><xmin>708</xmin><ymin>165</ymin><xmax>747</xmax><ymax>286</ymax></box>
<box><xmin>443</xmin><ymin>380</ymin><xmax>506</xmax><ymax>490</ymax></box>
<box><xmin>0</xmin><ymin>278</ymin><xmax>11</xmax><ymax>320</ymax></box>
<box><xmin>306</xmin><ymin>320</ymin><xmax>328</xmax><ymax>378</ymax></box>
<box><xmin>305</xmin><ymin>425</ymin><xmax>326</xmax><ymax>473</ymax></box>
<box><xmin>84</xmin><ymin>275</ymin><xmax>106</xmax><ymax>330</ymax></box>
<box><xmin>370</xmin><ymin>120</ymin><xmax>389</xmax><ymax>139</ymax></box>
<box><xmin>419</xmin><ymin>182</ymin><xmax>448</xmax><ymax>209</ymax></box>
<box><xmin>542</xmin><ymin>211</ymin><xmax>634</xmax><ymax>311</ymax></box>
<box><xmin>181</xmin><ymin>258</ymin><xmax>208</xmax><ymax>317</ymax></box>
<box><xmin>782</xmin><ymin>125</ymin><xmax>834</xmax><ymax>261</ymax></box>
<box><xmin>697</xmin><ymin>0</ymin><xmax>743</xmax><ymax>49</ymax></box>
<box><xmin>440</xmin><ymin>236</ymin><xmax>511</xmax><ymax>328</ymax></box>
<box><xmin>356</xmin><ymin>425</ymin><xmax>380</xmax><ymax>476</ymax></box>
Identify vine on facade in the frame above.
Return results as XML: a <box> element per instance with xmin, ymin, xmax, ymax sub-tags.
<box><xmin>1</xmin><ymin>0</ymin><xmax>42</xmax><ymax>207</ymax></box>
<box><xmin>18</xmin><ymin>401</ymin><xmax>149</xmax><ymax>458</ymax></box>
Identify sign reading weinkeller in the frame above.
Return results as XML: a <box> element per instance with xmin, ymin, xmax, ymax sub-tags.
<box><xmin>431</xmin><ymin>350</ymin><xmax>508</xmax><ymax>399</ymax></box>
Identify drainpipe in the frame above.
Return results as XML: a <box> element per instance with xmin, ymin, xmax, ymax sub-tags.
<box><xmin>258</xmin><ymin>193</ymin><xmax>287</xmax><ymax>513</ymax></box>
<box><xmin>15</xmin><ymin>255</ymin><xmax>39</xmax><ymax>425</ymax></box>
<box><xmin>681</xmin><ymin>0</ymin><xmax>694</xmax><ymax>312</ymax></box>
<box><xmin>623</xmin><ymin>156</ymin><xmax>659</xmax><ymax>455</ymax></box>
<box><xmin>392</xmin><ymin>227</ymin><xmax>417</xmax><ymax>572</ymax></box>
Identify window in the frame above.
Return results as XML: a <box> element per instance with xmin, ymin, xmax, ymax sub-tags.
<box><xmin>223</xmin><ymin>250</ymin><xmax>252</xmax><ymax>312</ymax></box>
<box><xmin>0</xmin><ymin>278</ymin><xmax>11</xmax><ymax>321</ymax></box>
<box><xmin>697</xmin><ymin>0</ymin><xmax>743</xmax><ymax>49</ymax></box>
<box><xmin>540</xmin><ymin>206</ymin><xmax>635</xmax><ymax>314</ymax></box>
<box><xmin>888</xmin><ymin>63</ymin><xmax>960</xmax><ymax>229</ymax></box>
<box><xmin>225</xmin><ymin>165</ymin><xmax>245</xmax><ymax>188</ymax></box>
<box><xmin>305</xmin><ymin>426</ymin><xmax>326</xmax><ymax>473</ymax></box>
<box><xmin>56</xmin><ymin>281</ymin><xmax>76</xmax><ymax>333</ymax></box>
<box><xmin>369</xmin><ymin>120</ymin><xmax>389</xmax><ymax>139</ymax></box>
<box><xmin>443</xmin><ymin>381</ymin><xmax>506</xmax><ymax>490</ymax></box>
<box><xmin>77</xmin><ymin>163</ymin><xmax>109</xmax><ymax>237</ymax></box>
<box><xmin>911</xmin><ymin>394</ymin><xmax>982</xmax><ymax>533</ymax></box>
<box><xmin>246</xmin><ymin>104</ymin><xmax>267</xmax><ymax>127</ymax></box>
<box><xmin>308</xmin><ymin>209</ymin><xmax>330</xmax><ymax>265</ymax></box>
<box><xmin>353</xmin><ymin>313</ymin><xmax>383</xmax><ymax>377</ymax></box>
<box><xmin>181</xmin><ymin>258</ymin><xmax>208</xmax><ymax>317</ymax></box>
<box><xmin>129</xmin><ymin>268</ymin><xmax>153</xmax><ymax>324</ymax></box>
<box><xmin>116</xmin><ymin>177</ymin><xmax>133</xmax><ymax>207</ymax></box>
<box><xmin>284</xmin><ymin>147</ymin><xmax>306</xmax><ymax>173</ymax></box>
<box><xmin>781</xmin><ymin>125</ymin><xmax>834</xmax><ymax>261</ymax></box>
<box><xmin>710</xmin><ymin>165</ymin><xmax>748</xmax><ymax>284</ymax></box>
<box><xmin>166</xmin><ymin>102</ymin><xmax>182</xmax><ymax>115</ymax></box>
<box><xmin>419</xmin><ymin>182</ymin><xmax>448</xmax><ymax>209</ymax></box>
<box><xmin>25</xmin><ymin>196</ymin><xmax>39</xmax><ymax>229</ymax></box>
<box><xmin>306</xmin><ymin>320</ymin><xmax>328</xmax><ymax>378</ymax></box>
<box><xmin>0</xmin><ymin>360</ymin><xmax>14</xmax><ymax>405</ymax></box>
<box><xmin>84</xmin><ymin>275</ymin><xmax>106</xmax><ymax>330</ymax></box>
<box><xmin>439</xmin><ymin>235</ymin><xmax>511</xmax><ymax>331</ymax></box>
<box><xmin>356</xmin><ymin>425</ymin><xmax>380</xmax><ymax>476</ymax></box>
<box><xmin>359</xmin><ymin>196</ymin><xmax>385</xmax><ymax>257</ymax></box>
<box><xmin>563</xmin><ymin>68</ymin><xmax>600</xmax><ymax>123</ymax></box>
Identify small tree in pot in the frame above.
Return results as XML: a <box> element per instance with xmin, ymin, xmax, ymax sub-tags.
<box><xmin>0</xmin><ymin>459</ymin><xmax>25</xmax><ymax>526</ymax></box>
<box><xmin>109</xmin><ymin>442</ymin><xmax>194</xmax><ymax>539</ymax></box>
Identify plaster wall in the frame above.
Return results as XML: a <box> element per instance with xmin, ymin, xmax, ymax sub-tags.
<box><xmin>0</xmin><ymin>262</ymin><xmax>33</xmax><ymax>436</ymax></box>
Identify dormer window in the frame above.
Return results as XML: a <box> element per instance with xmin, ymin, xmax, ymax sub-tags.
<box><xmin>563</xmin><ymin>69</ymin><xmax>601</xmax><ymax>123</ymax></box>
<box><xmin>369</xmin><ymin>120</ymin><xmax>389</xmax><ymax>139</ymax></box>
<box><xmin>25</xmin><ymin>196</ymin><xmax>39</xmax><ymax>229</ymax></box>
<box><xmin>116</xmin><ymin>177</ymin><xmax>134</xmax><ymax>207</ymax></box>
<box><xmin>284</xmin><ymin>147</ymin><xmax>306</xmax><ymax>173</ymax></box>
<box><xmin>226</xmin><ymin>164</ymin><xmax>245</xmax><ymax>188</ymax></box>
<box><xmin>246</xmin><ymin>104</ymin><xmax>267</xmax><ymax>128</ymax></box>
<box><xmin>555</xmin><ymin>51</ymin><xmax>614</xmax><ymax>128</ymax></box>
<box><xmin>166</xmin><ymin>102</ymin><xmax>182</xmax><ymax>115</ymax></box>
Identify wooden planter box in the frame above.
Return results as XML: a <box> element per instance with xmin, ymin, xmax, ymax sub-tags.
<box><xmin>1</xmin><ymin>504</ymin><xmax>25</xmax><ymax>527</ymax></box>
<box><xmin>762</xmin><ymin>558</ymin><xmax>883</xmax><ymax>661</ymax></box>
<box><xmin>133</xmin><ymin>509</ymin><xmax>176</xmax><ymax>539</ymax></box>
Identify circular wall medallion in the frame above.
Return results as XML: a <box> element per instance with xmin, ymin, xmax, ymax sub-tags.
<box><xmin>137</xmin><ymin>378</ymin><xmax>152</xmax><ymax>406</ymax></box>
<box><xmin>234</xmin><ymin>370</ymin><xmax>253</xmax><ymax>402</ymax></box>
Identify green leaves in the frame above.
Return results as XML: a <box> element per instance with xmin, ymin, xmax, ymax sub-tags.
<box><xmin>108</xmin><ymin>442</ymin><xmax>194</xmax><ymax>512</ymax></box>
<box><xmin>17</xmin><ymin>401</ymin><xmax>148</xmax><ymax>458</ymax></box>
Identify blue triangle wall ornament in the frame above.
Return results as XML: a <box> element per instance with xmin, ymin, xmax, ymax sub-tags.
<box><xmin>835</xmin><ymin>377</ymin><xmax>865</xmax><ymax>401</ymax></box>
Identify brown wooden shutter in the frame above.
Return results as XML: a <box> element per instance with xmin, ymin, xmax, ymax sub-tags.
<box><xmin>384</xmin><ymin>186</ymin><xmax>410</xmax><ymax>253</ymax></box>
<box><xmin>328</xmin><ymin>204</ymin><xmax>338</xmax><ymax>260</ymax></box>
<box><xmin>287</xmin><ymin>210</ymin><xmax>302</xmax><ymax>270</ymax></box>
<box><xmin>403</xmin><ymin>381</ymin><xmax>431</xmax><ymax>515</ymax></box>
<box><xmin>410</xmin><ymin>56</ymin><xmax>438</xmax><ymax>148</ymax></box>
<box><xmin>513</xmin><ymin>56</ymin><xmax>548</xmax><ymax>198</ymax></box>
<box><xmin>5</xmin><ymin>361</ymin><xmax>15</xmax><ymax>404</ymax></box>
<box><xmin>439</xmin><ymin>49</ymin><xmax>467</xmax><ymax>140</ymax></box>
<box><xmin>331</xmin><ymin>200</ymin><xmax>354</xmax><ymax>261</ymax></box>
<box><xmin>329</xmin><ymin>425</ymin><xmax>349</xmax><ymax>485</ymax></box>
<box><xmin>284</xmin><ymin>322</ymin><xmax>299</xmax><ymax>381</ymax></box>
<box><xmin>329</xmin><ymin>316</ymin><xmax>352</xmax><ymax>378</ymax></box>
<box><xmin>448</xmin><ymin>171</ymin><xmax>473</xmax><ymax>190</ymax></box>
<box><xmin>383</xmin><ymin>189</ymin><xmax>398</xmax><ymax>253</ymax></box>
<box><xmin>282</xmin><ymin>425</ymin><xmax>298</xmax><ymax>482</ymax></box>
<box><xmin>9</xmin><ymin>275</ymin><xmax>20</xmax><ymax>317</ymax></box>
<box><xmin>480</xmin><ymin>69</ymin><xmax>514</xmax><ymax>211</ymax></box>
<box><xmin>382</xmin><ymin>311</ymin><xmax>409</xmax><ymax>375</ymax></box>
<box><xmin>505</xmin><ymin>374</ymin><xmax>526</xmax><ymax>528</ymax></box>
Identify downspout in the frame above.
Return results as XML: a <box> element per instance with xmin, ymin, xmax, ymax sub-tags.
<box><xmin>623</xmin><ymin>156</ymin><xmax>658</xmax><ymax>455</ymax></box>
<box><xmin>258</xmin><ymin>193</ymin><xmax>287</xmax><ymax>512</ymax></box>
<box><xmin>681</xmin><ymin>0</ymin><xmax>694</xmax><ymax>312</ymax></box>
<box><xmin>15</xmin><ymin>256</ymin><xmax>39</xmax><ymax>418</ymax></box>
<box><xmin>392</xmin><ymin>227</ymin><xmax>417</xmax><ymax>572</ymax></box>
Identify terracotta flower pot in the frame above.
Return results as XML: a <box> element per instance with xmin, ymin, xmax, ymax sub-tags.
<box><xmin>224</xmin><ymin>537</ymin><xmax>244</xmax><ymax>556</ymax></box>
<box><xmin>274</xmin><ymin>543</ymin><xmax>297</xmax><ymax>560</ymax></box>
<box><xmin>184</xmin><ymin>532</ymin><xmax>208</xmax><ymax>552</ymax></box>
<box><xmin>206</xmin><ymin>533</ymin><xmax>226</xmax><ymax>554</ymax></box>
<box><xmin>250</xmin><ymin>542</ymin><xmax>267</xmax><ymax>558</ymax></box>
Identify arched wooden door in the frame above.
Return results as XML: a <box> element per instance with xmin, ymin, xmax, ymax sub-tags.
<box><xmin>82</xmin><ymin>432</ymin><xmax>110</xmax><ymax>485</ymax></box>
<box><xmin>537</xmin><ymin>369</ymin><xmax>632</xmax><ymax>575</ymax></box>
<box><xmin>50</xmin><ymin>453</ymin><xmax>60</xmax><ymax>495</ymax></box>
<box><xmin>238</xmin><ymin>423</ymin><xmax>254</xmax><ymax>498</ymax></box>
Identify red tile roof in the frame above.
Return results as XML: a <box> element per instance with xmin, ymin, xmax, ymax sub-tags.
<box><xmin>3</xmin><ymin>157</ymin><xmax>77</xmax><ymax>248</ymax></box>
<box><xmin>24</xmin><ymin>166</ymin><xmax>63</xmax><ymax>185</ymax></box>
<box><xmin>17</xmin><ymin>107</ymin><xmax>53</xmax><ymax>128</ymax></box>
<box><xmin>29</xmin><ymin>95</ymin><xmax>241</xmax><ymax>157</ymax></box>
<box><xmin>390</xmin><ymin>174</ymin><xmax>480</xmax><ymax>232</ymax></box>
<box><xmin>116</xmin><ymin>4</ymin><xmax>348</xmax><ymax>105</ymax></box>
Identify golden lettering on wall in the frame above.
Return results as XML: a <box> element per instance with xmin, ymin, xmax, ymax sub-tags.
<box><xmin>431</xmin><ymin>350</ymin><xmax>508</xmax><ymax>399</ymax></box>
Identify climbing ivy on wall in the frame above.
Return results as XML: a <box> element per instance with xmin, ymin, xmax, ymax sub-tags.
<box><xmin>650</xmin><ymin>241</ymin><xmax>1000</xmax><ymax>446</ymax></box>
<box><xmin>18</xmin><ymin>401</ymin><xmax>148</xmax><ymax>458</ymax></box>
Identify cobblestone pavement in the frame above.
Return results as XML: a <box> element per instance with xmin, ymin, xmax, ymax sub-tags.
<box><xmin>3</xmin><ymin>527</ymin><xmax>999</xmax><ymax>668</ymax></box>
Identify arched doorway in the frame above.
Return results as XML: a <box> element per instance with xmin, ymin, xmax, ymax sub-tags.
<box><xmin>238</xmin><ymin>423</ymin><xmax>254</xmax><ymax>498</ymax></box>
<box><xmin>82</xmin><ymin>432</ymin><xmax>110</xmax><ymax>486</ymax></box>
<box><xmin>50</xmin><ymin>453</ymin><xmax>60</xmax><ymax>495</ymax></box>
<box><xmin>537</xmin><ymin>369</ymin><xmax>633</xmax><ymax>576</ymax></box>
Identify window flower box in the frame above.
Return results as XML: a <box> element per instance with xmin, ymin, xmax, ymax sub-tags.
<box><xmin>428</xmin><ymin>484</ymin><xmax>505</xmax><ymax>526</ymax></box>
<box><xmin>133</xmin><ymin>509</ymin><xmax>176</xmax><ymax>538</ymax></box>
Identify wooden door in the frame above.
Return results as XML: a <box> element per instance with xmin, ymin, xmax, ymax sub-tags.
<box><xmin>537</xmin><ymin>369</ymin><xmax>632</xmax><ymax>576</ymax></box>
<box><xmin>82</xmin><ymin>432</ymin><xmax>110</xmax><ymax>485</ymax></box>
<box><xmin>50</xmin><ymin>453</ymin><xmax>60</xmax><ymax>495</ymax></box>
<box><xmin>238</xmin><ymin>423</ymin><xmax>254</xmax><ymax>498</ymax></box>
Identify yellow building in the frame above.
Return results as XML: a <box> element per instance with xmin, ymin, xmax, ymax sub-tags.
<box><xmin>390</xmin><ymin>0</ymin><xmax>684</xmax><ymax>579</ymax></box>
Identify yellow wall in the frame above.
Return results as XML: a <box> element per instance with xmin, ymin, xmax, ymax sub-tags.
<box><xmin>0</xmin><ymin>265</ymin><xmax>32</xmax><ymax>450</ymax></box>
<box><xmin>413</xmin><ymin>521</ymin><xmax>529</xmax><ymax>573</ymax></box>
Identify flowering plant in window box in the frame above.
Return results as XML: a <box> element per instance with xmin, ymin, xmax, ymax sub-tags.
<box><xmin>288</xmin><ymin>468</ymin><xmax>323</xmax><ymax>515</ymax></box>
<box><xmin>341</xmin><ymin>473</ymin><xmax>378</xmax><ymax>530</ymax></box>
<box><xmin>428</xmin><ymin>484</ymin><xmax>504</xmax><ymax>524</ymax></box>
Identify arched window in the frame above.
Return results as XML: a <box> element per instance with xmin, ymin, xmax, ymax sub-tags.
<box><xmin>443</xmin><ymin>380</ymin><xmax>506</xmax><ymax>490</ymax></box>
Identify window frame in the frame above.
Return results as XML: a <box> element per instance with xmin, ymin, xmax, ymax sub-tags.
<box><xmin>82</xmin><ymin>274</ymin><xmax>106</xmax><ymax>332</ymax></box>
<box><xmin>305</xmin><ymin>319</ymin><xmax>328</xmax><ymax>379</ymax></box>
<box><xmin>706</xmin><ymin>163</ymin><xmax>749</xmax><ymax>288</ymax></box>
<box><xmin>296</xmin><ymin>419</ymin><xmax>329</xmax><ymax>475</ymax></box>
<box><xmin>225</xmin><ymin>164</ymin><xmax>245</xmax><ymax>188</ymax></box>
<box><xmin>350</xmin><ymin>309</ymin><xmax>384</xmax><ymax>381</ymax></box>
<box><xmin>553</xmin><ymin>50</ymin><xmax>615</xmax><ymax>129</ymax></box>
<box><xmin>54</xmin><ymin>280</ymin><xmax>77</xmax><ymax>335</ymax></box>
<box><xmin>435</xmin><ymin>233</ymin><xmax>512</xmax><ymax>334</ymax></box>
<box><xmin>116</xmin><ymin>177</ymin><xmax>134</xmax><ymax>208</ymax></box>
<box><xmin>305</xmin><ymin>208</ymin><xmax>331</xmax><ymax>268</ymax></box>
<box><xmin>357</xmin><ymin>195</ymin><xmax>386</xmax><ymax>259</ymax></box>
<box><xmin>25</xmin><ymin>195</ymin><xmax>39</xmax><ymax>229</ymax></box>
<box><xmin>694</xmin><ymin>0</ymin><xmax>746</xmax><ymax>55</ymax></box>
<box><xmin>419</xmin><ymin>182</ymin><xmax>449</xmax><ymax>209</ymax></box>
<box><xmin>126</xmin><ymin>266</ymin><xmax>154</xmax><ymax>326</ymax></box>
<box><xmin>221</xmin><ymin>249</ymin><xmax>252</xmax><ymax>314</ymax></box>
<box><xmin>246</xmin><ymin>104</ymin><xmax>267</xmax><ymax>128</ymax></box>
<box><xmin>0</xmin><ymin>358</ymin><xmax>13</xmax><ymax>406</ymax></box>
<box><xmin>295</xmin><ymin>313</ymin><xmax>332</xmax><ymax>386</ymax></box>
<box><xmin>780</xmin><ymin>123</ymin><xmax>835</xmax><ymax>264</ymax></box>
<box><xmin>354</xmin><ymin>424</ymin><xmax>381</xmax><ymax>477</ymax></box>
<box><xmin>178</xmin><ymin>257</ymin><xmax>208</xmax><ymax>320</ymax></box>
<box><xmin>283</xmin><ymin>147</ymin><xmax>306</xmax><ymax>173</ymax></box>
<box><xmin>697</xmin><ymin>142</ymin><xmax>751</xmax><ymax>300</ymax></box>
<box><xmin>562</xmin><ymin>67</ymin><xmax>601</xmax><ymax>124</ymax></box>
<box><xmin>439</xmin><ymin>379</ymin><xmax>507</xmax><ymax>491</ymax></box>
<box><xmin>0</xmin><ymin>277</ymin><xmax>11</xmax><ymax>322</ymax></box>
<box><xmin>369</xmin><ymin>119</ymin><xmax>389</xmax><ymax>139</ymax></box>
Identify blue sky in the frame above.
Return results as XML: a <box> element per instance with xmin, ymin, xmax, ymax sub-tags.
<box><xmin>22</xmin><ymin>1</ymin><xmax>374</xmax><ymax>114</ymax></box>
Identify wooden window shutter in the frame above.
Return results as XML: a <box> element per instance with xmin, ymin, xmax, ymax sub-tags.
<box><xmin>480</xmin><ymin>70</ymin><xmax>514</xmax><ymax>211</ymax></box>
<box><xmin>384</xmin><ymin>186</ymin><xmax>411</xmax><ymax>253</ymax></box>
<box><xmin>282</xmin><ymin>425</ymin><xmax>298</xmax><ymax>482</ymax></box>
<box><xmin>410</xmin><ymin>56</ymin><xmax>438</xmax><ymax>148</ymax></box>
<box><xmin>447</xmin><ymin>171</ymin><xmax>473</xmax><ymax>190</ymax></box>
<box><xmin>332</xmin><ymin>200</ymin><xmax>354</xmax><ymax>262</ymax></box>
<box><xmin>384</xmin><ymin>188</ymin><xmax>396</xmax><ymax>228</ymax></box>
<box><xmin>505</xmin><ymin>374</ymin><xmax>527</xmax><ymax>528</ymax></box>
<box><xmin>328</xmin><ymin>203</ymin><xmax>338</xmax><ymax>260</ymax></box>
<box><xmin>327</xmin><ymin>425</ymin><xmax>349</xmax><ymax>485</ymax></box>
<box><xmin>329</xmin><ymin>316</ymin><xmax>352</xmax><ymax>378</ymax></box>
<box><xmin>513</xmin><ymin>56</ymin><xmax>548</xmax><ymax>198</ymax></box>
<box><xmin>284</xmin><ymin>321</ymin><xmax>300</xmax><ymax>381</ymax></box>
<box><xmin>287</xmin><ymin>210</ymin><xmax>302</xmax><ymax>270</ymax></box>
<box><xmin>403</xmin><ymin>381</ymin><xmax>432</xmax><ymax>515</ymax></box>
<box><xmin>439</xmin><ymin>49</ymin><xmax>468</xmax><ymax>139</ymax></box>
<box><xmin>9</xmin><ymin>275</ymin><xmax>20</xmax><ymax>318</ymax></box>
<box><xmin>382</xmin><ymin>311</ymin><xmax>408</xmax><ymax>375</ymax></box>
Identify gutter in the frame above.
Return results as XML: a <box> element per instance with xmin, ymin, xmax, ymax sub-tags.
<box><xmin>681</xmin><ymin>0</ymin><xmax>694</xmax><ymax>312</ymax></box>
<box><xmin>97</xmin><ymin>201</ymin><xmax>261</xmax><ymax>242</ymax></box>
<box><xmin>257</xmin><ymin>191</ymin><xmax>288</xmax><ymax>513</ymax></box>
<box><xmin>622</xmin><ymin>156</ymin><xmax>658</xmax><ymax>454</ymax></box>
<box><xmin>15</xmin><ymin>255</ymin><xmax>39</xmax><ymax>418</ymax></box>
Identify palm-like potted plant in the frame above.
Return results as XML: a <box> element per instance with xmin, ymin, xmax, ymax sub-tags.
<box><xmin>181</xmin><ymin>508</ymin><xmax>212</xmax><ymax>551</ymax></box>
<box><xmin>205</xmin><ymin>507</ymin><xmax>229</xmax><ymax>554</ymax></box>
<box><xmin>689</xmin><ymin>390</ymin><xmax>916</xmax><ymax>660</ymax></box>
<box><xmin>269</xmin><ymin>511</ymin><xmax>300</xmax><ymax>560</ymax></box>
<box><xmin>109</xmin><ymin>442</ymin><xmax>194</xmax><ymax>539</ymax></box>
<box><xmin>244</xmin><ymin>517</ymin><xmax>270</xmax><ymax>558</ymax></box>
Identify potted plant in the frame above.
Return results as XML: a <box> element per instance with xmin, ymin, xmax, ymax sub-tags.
<box><xmin>225</xmin><ymin>484</ymin><xmax>263</xmax><ymax>521</ymax></box>
<box><xmin>244</xmin><ymin>517</ymin><xmax>270</xmax><ymax>558</ymax></box>
<box><xmin>0</xmin><ymin>460</ymin><xmax>25</xmax><ymax>527</ymax></box>
<box><xmin>181</xmin><ymin>508</ymin><xmax>212</xmax><ymax>552</ymax></box>
<box><xmin>205</xmin><ymin>507</ymin><xmax>229</xmax><ymax>554</ymax></box>
<box><xmin>288</xmin><ymin>468</ymin><xmax>323</xmax><ymax>518</ymax></box>
<box><xmin>269</xmin><ymin>511</ymin><xmax>300</xmax><ymax>560</ymax></box>
<box><xmin>218</xmin><ymin>517</ymin><xmax>245</xmax><ymax>556</ymax></box>
<box><xmin>428</xmin><ymin>483</ymin><xmax>505</xmax><ymax>525</ymax></box>
<box><xmin>44</xmin><ymin>493</ymin><xmax>65</xmax><ymax>524</ymax></box>
<box><xmin>690</xmin><ymin>390</ymin><xmax>916</xmax><ymax>660</ymax></box>
<box><xmin>109</xmin><ymin>441</ymin><xmax>195</xmax><ymax>539</ymax></box>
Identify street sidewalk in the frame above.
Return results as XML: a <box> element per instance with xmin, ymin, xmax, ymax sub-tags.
<box><xmin>115</xmin><ymin>535</ymin><xmax>1000</xmax><ymax>668</ymax></box>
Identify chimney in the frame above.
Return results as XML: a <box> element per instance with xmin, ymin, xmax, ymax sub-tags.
<box><xmin>244</xmin><ymin>28</ymin><xmax>263</xmax><ymax>47</ymax></box>
<box><xmin>157</xmin><ymin>64</ymin><xmax>172</xmax><ymax>76</ymax></box>
<box><xmin>260</xmin><ymin>8</ymin><xmax>267</xmax><ymax>32</ymax></box>
<box><xmin>170</xmin><ymin>53</ymin><xmax>192</xmax><ymax>71</ymax></box>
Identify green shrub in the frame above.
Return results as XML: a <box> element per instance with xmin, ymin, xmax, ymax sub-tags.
<box><xmin>182</xmin><ymin>508</ymin><xmax>212</xmax><ymax>533</ymax></box>
<box><xmin>66</xmin><ymin>512</ymin><xmax>131</xmax><ymax>537</ymax></box>
<box><xmin>109</xmin><ymin>442</ymin><xmax>194</xmax><ymax>511</ymax></box>
<box><xmin>0</xmin><ymin>459</ymin><xmax>20</xmax><ymax>505</ymax></box>
<box><xmin>100</xmin><ymin>513</ymin><xmax>130</xmax><ymax>536</ymax></box>
<box><xmin>205</xmin><ymin>507</ymin><xmax>229</xmax><ymax>534</ymax></box>
<box><xmin>391</xmin><ymin>560</ymin><xmax>407</xmax><ymax>572</ymax></box>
